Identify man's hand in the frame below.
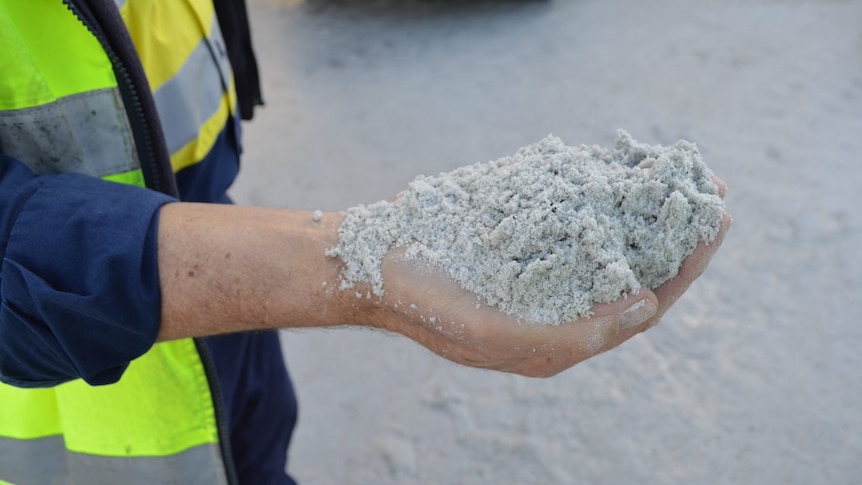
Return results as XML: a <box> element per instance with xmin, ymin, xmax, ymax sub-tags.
<box><xmin>348</xmin><ymin>212</ymin><xmax>730</xmax><ymax>377</ymax></box>
<box><xmin>346</xmin><ymin>177</ymin><xmax>731</xmax><ymax>377</ymax></box>
<box><xmin>157</xmin><ymin>179</ymin><xmax>729</xmax><ymax>377</ymax></box>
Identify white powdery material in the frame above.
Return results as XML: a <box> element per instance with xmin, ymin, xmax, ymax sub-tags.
<box><xmin>326</xmin><ymin>131</ymin><xmax>725</xmax><ymax>324</ymax></box>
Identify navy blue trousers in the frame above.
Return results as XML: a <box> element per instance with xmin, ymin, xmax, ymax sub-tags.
<box><xmin>205</xmin><ymin>332</ymin><xmax>298</xmax><ymax>485</ymax></box>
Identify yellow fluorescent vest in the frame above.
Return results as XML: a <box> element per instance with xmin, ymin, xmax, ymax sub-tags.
<box><xmin>0</xmin><ymin>1</ymin><xmax>236</xmax><ymax>484</ymax></box>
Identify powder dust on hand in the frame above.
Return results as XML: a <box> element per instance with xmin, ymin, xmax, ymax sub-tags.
<box><xmin>326</xmin><ymin>131</ymin><xmax>726</xmax><ymax>325</ymax></box>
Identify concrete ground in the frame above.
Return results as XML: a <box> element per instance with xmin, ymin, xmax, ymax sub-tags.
<box><xmin>232</xmin><ymin>0</ymin><xmax>862</xmax><ymax>483</ymax></box>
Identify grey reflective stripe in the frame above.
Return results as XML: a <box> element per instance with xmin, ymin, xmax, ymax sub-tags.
<box><xmin>0</xmin><ymin>436</ymin><xmax>68</xmax><ymax>485</ymax></box>
<box><xmin>0</xmin><ymin>436</ymin><xmax>228</xmax><ymax>485</ymax></box>
<box><xmin>153</xmin><ymin>23</ymin><xmax>232</xmax><ymax>156</ymax></box>
<box><xmin>67</xmin><ymin>443</ymin><xmax>229</xmax><ymax>485</ymax></box>
<box><xmin>153</xmin><ymin>40</ymin><xmax>224</xmax><ymax>154</ymax></box>
<box><xmin>113</xmin><ymin>0</ymin><xmax>128</xmax><ymax>9</ymax></box>
<box><xmin>0</xmin><ymin>88</ymin><xmax>140</xmax><ymax>177</ymax></box>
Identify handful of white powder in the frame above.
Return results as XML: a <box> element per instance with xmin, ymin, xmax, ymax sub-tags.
<box><xmin>326</xmin><ymin>131</ymin><xmax>725</xmax><ymax>324</ymax></box>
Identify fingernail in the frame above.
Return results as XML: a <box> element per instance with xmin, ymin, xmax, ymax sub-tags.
<box><xmin>620</xmin><ymin>299</ymin><xmax>657</xmax><ymax>330</ymax></box>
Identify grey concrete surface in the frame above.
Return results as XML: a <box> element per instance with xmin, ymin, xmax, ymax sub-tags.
<box><xmin>232</xmin><ymin>0</ymin><xmax>862</xmax><ymax>483</ymax></box>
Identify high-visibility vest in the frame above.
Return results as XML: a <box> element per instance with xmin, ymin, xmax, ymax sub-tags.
<box><xmin>0</xmin><ymin>1</ymin><xmax>238</xmax><ymax>483</ymax></box>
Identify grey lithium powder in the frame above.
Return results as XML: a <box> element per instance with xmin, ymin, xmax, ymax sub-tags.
<box><xmin>326</xmin><ymin>131</ymin><xmax>725</xmax><ymax>324</ymax></box>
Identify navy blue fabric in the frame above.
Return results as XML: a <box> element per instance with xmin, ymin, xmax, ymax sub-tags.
<box><xmin>204</xmin><ymin>331</ymin><xmax>298</xmax><ymax>485</ymax></box>
<box><xmin>0</xmin><ymin>158</ymin><xmax>174</xmax><ymax>387</ymax></box>
<box><xmin>174</xmin><ymin>117</ymin><xmax>241</xmax><ymax>203</ymax></box>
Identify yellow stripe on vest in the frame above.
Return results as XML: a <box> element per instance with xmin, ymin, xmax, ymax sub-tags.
<box><xmin>56</xmin><ymin>340</ymin><xmax>219</xmax><ymax>457</ymax></box>
<box><xmin>119</xmin><ymin>0</ymin><xmax>215</xmax><ymax>93</ymax></box>
<box><xmin>0</xmin><ymin>386</ymin><xmax>61</xmax><ymax>440</ymax></box>
<box><xmin>103</xmin><ymin>168</ymin><xmax>147</xmax><ymax>186</ymax></box>
<box><xmin>0</xmin><ymin>3</ymin><xmax>118</xmax><ymax>109</ymax></box>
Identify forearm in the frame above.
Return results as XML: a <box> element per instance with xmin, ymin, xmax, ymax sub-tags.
<box><xmin>156</xmin><ymin>203</ymin><xmax>353</xmax><ymax>341</ymax></box>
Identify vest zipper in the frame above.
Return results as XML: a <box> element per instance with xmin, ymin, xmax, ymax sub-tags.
<box><xmin>195</xmin><ymin>339</ymin><xmax>242</xmax><ymax>485</ymax></box>
<box><xmin>63</xmin><ymin>0</ymin><xmax>179</xmax><ymax>198</ymax></box>
<box><xmin>61</xmin><ymin>2</ymin><xmax>239</xmax><ymax>484</ymax></box>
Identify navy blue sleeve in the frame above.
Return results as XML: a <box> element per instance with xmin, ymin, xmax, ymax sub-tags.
<box><xmin>0</xmin><ymin>155</ymin><xmax>176</xmax><ymax>388</ymax></box>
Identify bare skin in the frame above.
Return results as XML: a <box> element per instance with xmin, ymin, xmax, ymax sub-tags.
<box><xmin>157</xmin><ymin>180</ymin><xmax>730</xmax><ymax>377</ymax></box>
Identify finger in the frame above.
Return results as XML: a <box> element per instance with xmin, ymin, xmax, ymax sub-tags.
<box><xmin>501</xmin><ymin>290</ymin><xmax>649</xmax><ymax>353</ymax></box>
<box><xmin>711</xmin><ymin>176</ymin><xmax>727</xmax><ymax>199</ymax></box>
<box><xmin>587</xmin><ymin>290</ymin><xmax>660</xmax><ymax>355</ymax></box>
<box><xmin>501</xmin><ymin>290</ymin><xmax>659</xmax><ymax>377</ymax></box>
<box><xmin>645</xmin><ymin>212</ymin><xmax>732</xmax><ymax>328</ymax></box>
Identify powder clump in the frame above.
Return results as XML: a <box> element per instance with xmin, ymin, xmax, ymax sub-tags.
<box><xmin>326</xmin><ymin>131</ymin><xmax>725</xmax><ymax>324</ymax></box>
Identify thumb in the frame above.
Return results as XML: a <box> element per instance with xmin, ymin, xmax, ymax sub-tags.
<box><xmin>584</xmin><ymin>290</ymin><xmax>659</xmax><ymax>354</ymax></box>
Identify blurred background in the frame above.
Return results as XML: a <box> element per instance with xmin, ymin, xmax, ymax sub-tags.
<box><xmin>230</xmin><ymin>0</ymin><xmax>862</xmax><ymax>483</ymax></box>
